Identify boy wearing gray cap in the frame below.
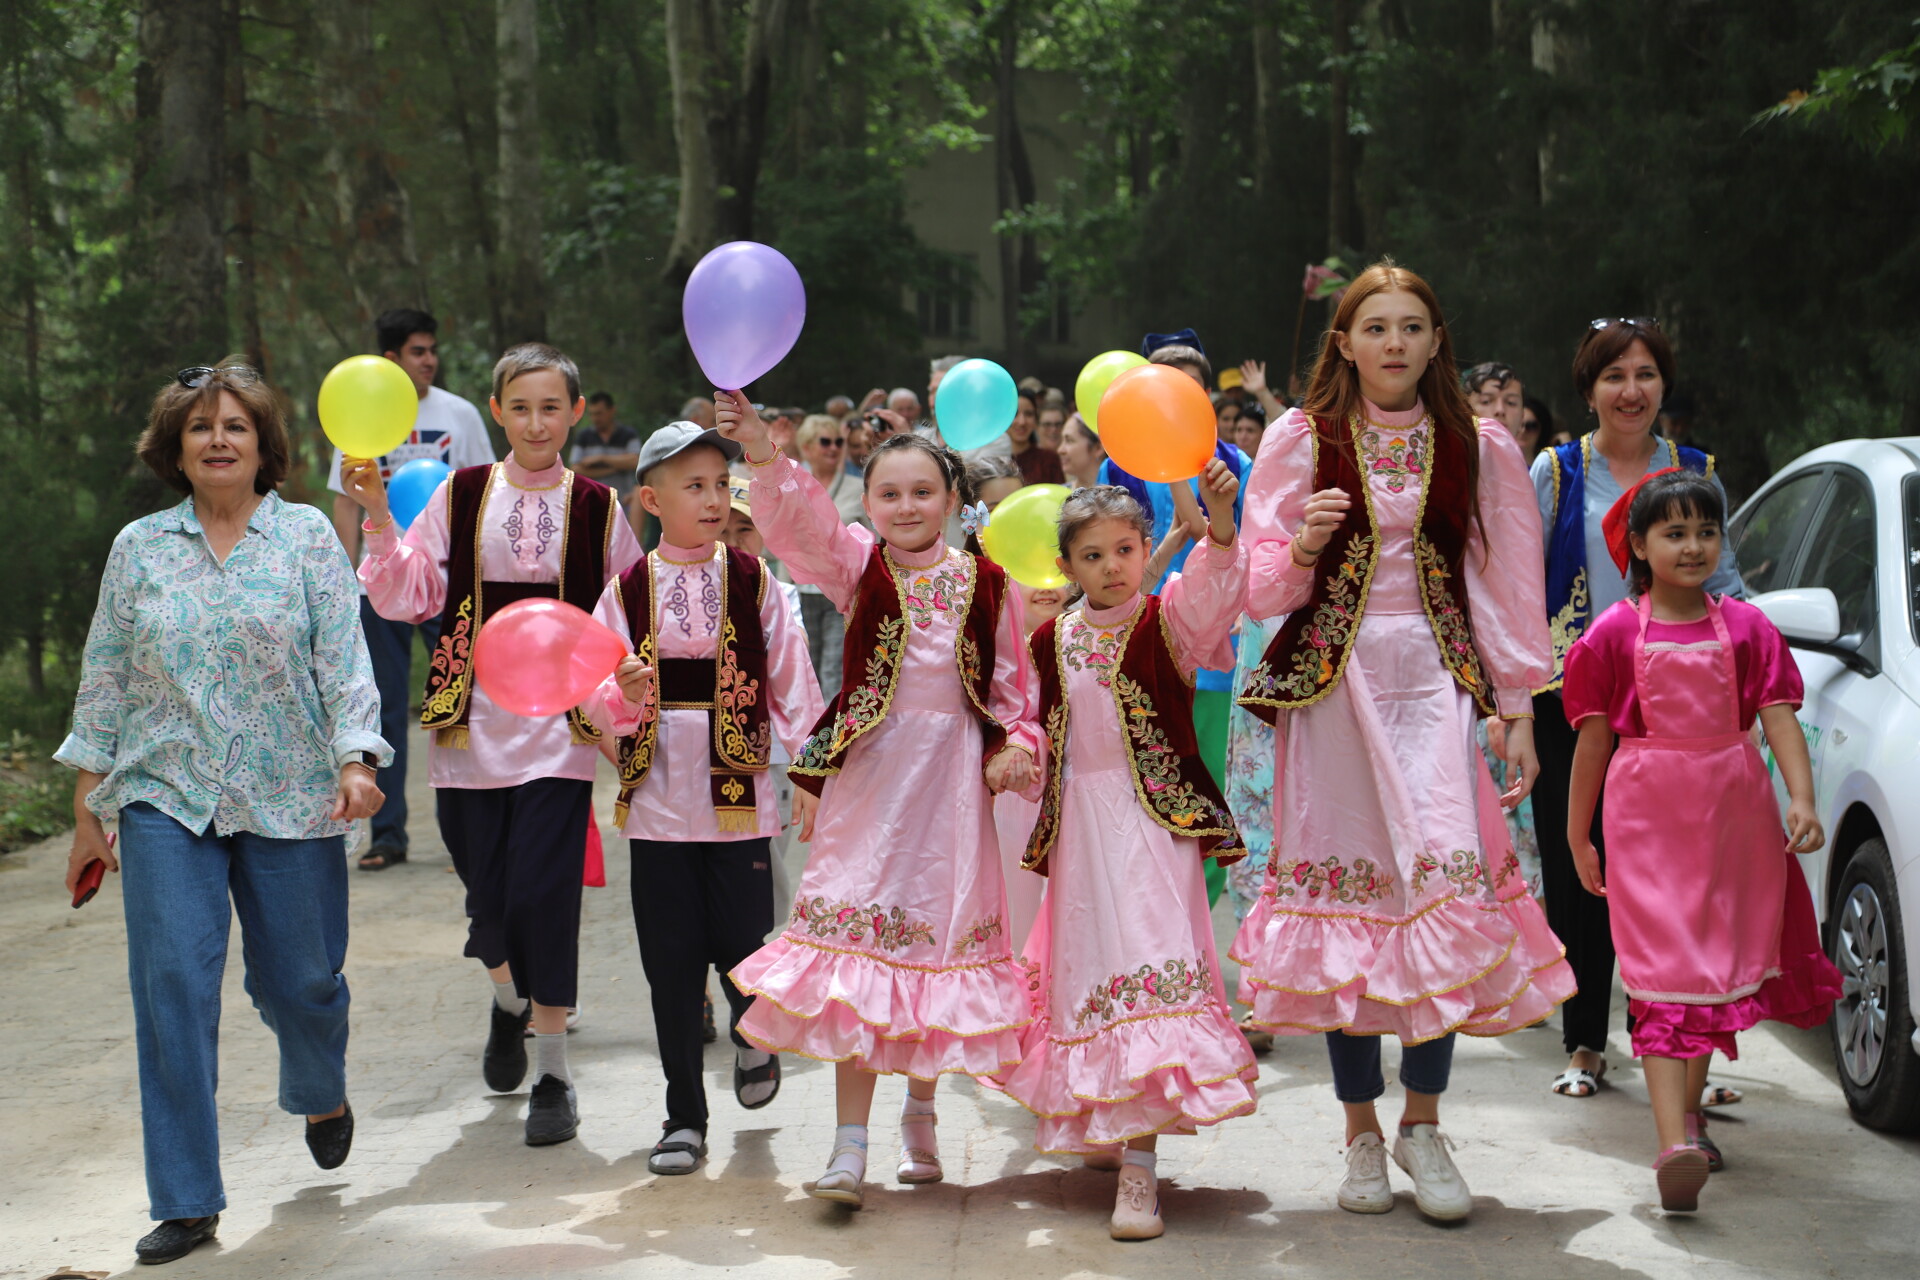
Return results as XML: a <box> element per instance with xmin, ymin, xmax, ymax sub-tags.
<box><xmin>581</xmin><ymin>422</ymin><xmax>825</xmax><ymax>1176</ymax></box>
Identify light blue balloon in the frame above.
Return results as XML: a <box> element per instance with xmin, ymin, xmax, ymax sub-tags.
<box><xmin>387</xmin><ymin>458</ymin><xmax>450</xmax><ymax>532</ymax></box>
<box><xmin>934</xmin><ymin>358</ymin><xmax>1018</xmax><ymax>451</ymax></box>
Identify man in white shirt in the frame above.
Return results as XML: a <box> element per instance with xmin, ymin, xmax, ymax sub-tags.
<box><xmin>328</xmin><ymin>308</ymin><xmax>497</xmax><ymax>871</ymax></box>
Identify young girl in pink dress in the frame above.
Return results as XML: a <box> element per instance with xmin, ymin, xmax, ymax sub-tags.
<box><xmin>715</xmin><ymin>393</ymin><xmax>1041</xmax><ymax>1210</ymax></box>
<box><xmin>994</xmin><ymin>581</ymin><xmax>1071</xmax><ymax>952</ymax></box>
<box><xmin>997</xmin><ymin>470</ymin><xmax>1259</xmax><ymax>1241</ymax></box>
<box><xmin>1562</xmin><ymin>469</ymin><xmax>1841</xmax><ymax>1214</ymax></box>
<box><xmin>1230</xmin><ymin>263</ymin><xmax>1575</xmax><ymax>1223</ymax></box>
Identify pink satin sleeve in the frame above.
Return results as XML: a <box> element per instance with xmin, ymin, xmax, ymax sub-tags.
<box><xmin>760</xmin><ymin>568</ymin><xmax>828</xmax><ymax>756</ymax></box>
<box><xmin>358</xmin><ymin>478</ymin><xmax>453</xmax><ymax>624</ymax></box>
<box><xmin>584</xmin><ymin>575</ymin><xmax>649</xmax><ymax>740</ymax></box>
<box><xmin>1462</xmin><ymin>422</ymin><xmax>1553</xmax><ymax>717</ymax></box>
<box><xmin>1560</xmin><ymin>616</ymin><xmax>1623</xmax><ymax>730</ymax></box>
<box><xmin>1242</xmin><ymin>409</ymin><xmax>1319</xmax><ymax>621</ymax></box>
<box><xmin>1738</xmin><ymin>602</ymin><xmax>1804</xmax><ymax>714</ymax></box>
<box><xmin>745</xmin><ymin>452</ymin><xmax>876</xmax><ymax>611</ymax></box>
<box><xmin>1160</xmin><ymin>536</ymin><xmax>1248</xmax><ymax>672</ymax></box>
<box><xmin>990</xmin><ymin>579</ymin><xmax>1042</xmax><ymax>763</ymax></box>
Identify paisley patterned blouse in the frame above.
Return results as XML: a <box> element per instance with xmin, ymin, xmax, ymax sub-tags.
<box><xmin>55</xmin><ymin>493</ymin><xmax>390</xmax><ymax>839</ymax></box>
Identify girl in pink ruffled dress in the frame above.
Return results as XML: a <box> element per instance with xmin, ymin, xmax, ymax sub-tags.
<box><xmin>997</xmin><ymin>470</ymin><xmax>1259</xmax><ymax>1241</ymax></box>
<box><xmin>994</xmin><ymin>582</ymin><xmax>1069</xmax><ymax>953</ymax></box>
<box><xmin>1563</xmin><ymin>469</ymin><xmax>1840</xmax><ymax>1214</ymax></box>
<box><xmin>715</xmin><ymin>394</ymin><xmax>1041</xmax><ymax>1210</ymax></box>
<box><xmin>1230</xmin><ymin>263</ymin><xmax>1575</xmax><ymax>1223</ymax></box>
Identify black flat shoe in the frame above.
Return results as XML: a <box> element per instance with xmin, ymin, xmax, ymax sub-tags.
<box><xmin>135</xmin><ymin>1214</ymin><xmax>219</xmax><ymax>1264</ymax></box>
<box><xmin>525</xmin><ymin>1074</ymin><xmax>579</xmax><ymax>1146</ymax></box>
<box><xmin>357</xmin><ymin>843</ymin><xmax>406</xmax><ymax>871</ymax></box>
<box><xmin>484</xmin><ymin>1000</ymin><xmax>531</xmax><ymax>1093</ymax></box>
<box><xmin>306</xmin><ymin>1101</ymin><xmax>354</xmax><ymax>1170</ymax></box>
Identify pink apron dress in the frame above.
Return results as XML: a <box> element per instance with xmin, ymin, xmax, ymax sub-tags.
<box><xmin>1603</xmin><ymin>594</ymin><xmax>1829</xmax><ymax>1058</ymax></box>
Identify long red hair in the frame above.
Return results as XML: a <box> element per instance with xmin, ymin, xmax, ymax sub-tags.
<box><xmin>1300</xmin><ymin>260</ymin><xmax>1481</xmax><ymax>532</ymax></box>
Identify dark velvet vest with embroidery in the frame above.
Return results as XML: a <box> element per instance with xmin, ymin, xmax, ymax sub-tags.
<box><xmin>1238</xmin><ymin>414</ymin><xmax>1492</xmax><ymax>724</ymax></box>
<box><xmin>1024</xmin><ymin>596</ymin><xmax>1244</xmax><ymax>876</ymax></box>
<box><xmin>788</xmin><ymin>544</ymin><xmax>1008</xmax><ymax>798</ymax></box>
<box><xmin>611</xmin><ymin>546</ymin><xmax>771</xmax><ymax>831</ymax></box>
<box><xmin>421</xmin><ymin>464</ymin><xmax>616</xmax><ymax>748</ymax></box>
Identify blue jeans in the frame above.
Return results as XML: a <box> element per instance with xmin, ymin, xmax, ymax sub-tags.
<box><xmin>360</xmin><ymin>597</ymin><xmax>439</xmax><ymax>849</ymax></box>
<box><xmin>119</xmin><ymin>803</ymin><xmax>351</xmax><ymax>1220</ymax></box>
<box><xmin>1325</xmin><ymin>1031</ymin><xmax>1456</xmax><ymax>1104</ymax></box>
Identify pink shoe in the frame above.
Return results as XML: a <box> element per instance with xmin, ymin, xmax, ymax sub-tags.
<box><xmin>1654</xmin><ymin>1144</ymin><xmax>1709</xmax><ymax>1212</ymax></box>
<box><xmin>1683</xmin><ymin>1111</ymin><xmax>1724</xmax><ymax>1172</ymax></box>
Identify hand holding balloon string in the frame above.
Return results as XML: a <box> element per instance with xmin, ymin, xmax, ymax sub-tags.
<box><xmin>1196</xmin><ymin>458</ymin><xmax>1240</xmax><ymax>546</ymax></box>
<box><xmin>341</xmin><ymin>456</ymin><xmax>391</xmax><ymax>526</ymax></box>
<box><xmin>715</xmin><ymin>390</ymin><xmax>775</xmax><ymax>463</ymax></box>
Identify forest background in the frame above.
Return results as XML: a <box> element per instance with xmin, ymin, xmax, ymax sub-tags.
<box><xmin>0</xmin><ymin>0</ymin><xmax>1916</xmax><ymax>849</ymax></box>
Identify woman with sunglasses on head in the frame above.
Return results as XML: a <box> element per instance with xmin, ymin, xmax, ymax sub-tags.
<box><xmin>55</xmin><ymin>365</ymin><xmax>389</xmax><ymax>1265</ymax></box>
<box><xmin>1529</xmin><ymin>318</ymin><xmax>1745</xmax><ymax>1101</ymax></box>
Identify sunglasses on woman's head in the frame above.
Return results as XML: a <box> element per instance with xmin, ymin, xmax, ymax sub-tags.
<box><xmin>175</xmin><ymin>365</ymin><xmax>261</xmax><ymax>389</ymax></box>
<box><xmin>1588</xmin><ymin>317</ymin><xmax>1660</xmax><ymax>332</ymax></box>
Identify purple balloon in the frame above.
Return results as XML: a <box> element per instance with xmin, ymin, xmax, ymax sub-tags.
<box><xmin>682</xmin><ymin>241</ymin><xmax>807</xmax><ymax>391</ymax></box>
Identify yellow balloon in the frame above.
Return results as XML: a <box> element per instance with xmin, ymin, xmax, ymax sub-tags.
<box><xmin>981</xmin><ymin>483</ymin><xmax>1071</xmax><ymax>590</ymax></box>
<box><xmin>317</xmin><ymin>355</ymin><xmax>420</xmax><ymax>458</ymax></box>
<box><xmin>1074</xmin><ymin>350</ymin><xmax>1147</xmax><ymax>433</ymax></box>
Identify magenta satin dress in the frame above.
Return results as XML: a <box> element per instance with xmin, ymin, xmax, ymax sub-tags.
<box><xmin>1564</xmin><ymin>594</ymin><xmax>1841</xmax><ymax>1059</ymax></box>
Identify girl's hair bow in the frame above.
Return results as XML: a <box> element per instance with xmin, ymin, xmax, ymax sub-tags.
<box><xmin>960</xmin><ymin>501</ymin><xmax>992</xmax><ymax>537</ymax></box>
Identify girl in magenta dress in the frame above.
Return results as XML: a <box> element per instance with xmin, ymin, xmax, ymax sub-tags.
<box><xmin>1562</xmin><ymin>469</ymin><xmax>1840</xmax><ymax>1214</ymax></box>
<box><xmin>714</xmin><ymin>394</ymin><xmax>1042</xmax><ymax>1211</ymax></box>
<box><xmin>1229</xmin><ymin>263</ymin><xmax>1575</xmax><ymax>1224</ymax></box>
<box><xmin>997</xmin><ymin>471</ymin><xmax>1259</xmax><ymax>1242</ymax></box>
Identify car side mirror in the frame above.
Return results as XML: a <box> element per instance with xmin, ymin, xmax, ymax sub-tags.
<box><xmin>1751</xmin><ymin>587</ymin><xmax>1843</xmax><ymax>645</ymax></box>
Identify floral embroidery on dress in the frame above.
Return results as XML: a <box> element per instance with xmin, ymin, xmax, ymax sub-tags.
<box><xmin>1545</xmin><ymin>566</ymin><xmax>1590</xmax><ymax>687</ymax></box>
<box><xmin>1410</xmin><ymin>848</ymin><xmax>1484</xmax><ymax>897</ymax></box>
<box><xmin>504</xmin><ymin>492</ymin><xmax>557</xmax><ymax>569</ymax></box>
<box><xmin>1413</xmin><ymin>532</ymin><xmax>1491</xmax><ymax>708</ymax></box>
<box><xmin>795</xmin><ymin>615</ymin><xmax>907</xmax><ymax>772</ymax></box>
<box><xmin>897</xmin><ymin>555</ymin><xmax>969</xmax><ymax>630</ymax></box>
<box><xmin>714</xmin><ymin>615</ymin><xmax>771</xmax><ymax>765</ymax></box>
<box><xmin>661</xmin><ymin>564</ymin><xmax>721</xmax><ymax>638</ymax></box>
<box><xmin>1113</xmin><ymin>673</ymin><xmax>1232</xmax><ymax>833</ymax></box>
<box><xmin>1074</xmin><ymin>957</ymin><xmax>1211</xmax><ymax>1029</ymax></box>
<box><xmin>1060</xmin><ymin>614</ymin><xmax>1125</xmax><ymax>686</ymax></box>
<box><xmin>423</xmin><ymin>596</ymin><xmax>475</xmax><ymax>721</ymax></box>
<box><xmin>790</xmin><ymin>895</ymin><xmax>937</xmax><ymax>952</ymax></box>
<box><xmin>950</xmin><ymin>914</ymin><xmax>1004</xmax><ymax>957</ymax></box>
<box><xmin>1244</xmin><ymin>534</ymin><xmax>1373</xmax><ymax>703</ymax></box>
<box><xmin>1271</xmin><ymin>855</ymin><xmax>1393</xmax><ymax>905</ymax></box>
<box><xmin>1356</xmin><ymin>419</ymin><xmax>1430</xmax><ymax>494</ymax></box>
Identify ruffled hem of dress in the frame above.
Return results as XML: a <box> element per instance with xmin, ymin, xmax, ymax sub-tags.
<box><xmin>1228</xmin><ymin>887</ymin><xmax>1576</xmax><ymax>1043</ymax></box>
<box><xmin>731</xmin><ymin>934</ymin><xmax>1032</xmax><ymax>1079</ymax></box>
<box><xmin>1627</xmin><ymin>948</ymin><xmax>1843</xmax><ymax>1060</ymax></box>
<box><xmin>989</xmin><ymin>1003</ymin><xmax>1260</xmax><ymax>1152</ymax></box>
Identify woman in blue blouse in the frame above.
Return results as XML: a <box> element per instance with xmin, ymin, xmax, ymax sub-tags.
<box><xmin>1527</xmin><ymin>321</ymin><xmax>1744</xmax><ymax>1099</ymax></box>
<box><xmin>56</xmin><ymin>365</ymin><xmax>390</xmax><ymax>1266</ymax></box>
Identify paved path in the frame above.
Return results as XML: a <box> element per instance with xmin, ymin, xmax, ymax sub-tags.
<box><xmin>3</xmin><ymin>729</ymin><xmax>1917</xmax><ymax>1278</ymax></box>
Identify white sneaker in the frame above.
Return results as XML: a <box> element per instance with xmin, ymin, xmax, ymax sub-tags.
<box><xmin>1337</xmin><ymin>1132</ymin><xmax>1394</xmax><ymax>1214</ymax></box>
<box><xmin>1391</xmin><ymin>1123</ymin><xmax>1471</xmax><ymax>1221</ymax></box>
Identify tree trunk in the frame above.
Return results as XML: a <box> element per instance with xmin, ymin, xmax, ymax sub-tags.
<box><xmin>436</xmin><ymin>4</ymin><xmax>504</xmax><ymax>348</ymax></box>
<box><xmin>662</xmin><ymin>0</ymin><xmax>720</xmax><ymax>288</ymax></box>
<box><xmin>1327</xmin><ymin>0</ymin><xmax>1354</xmax><ymax>255</ymax></box>
<box><xmin>136</xmin><ymin>0</ymin><xmax>228</xmax><ymax>366</ymax></box>
<box><xmin>992</xmin><ymin>11</ymin><xmax>1035</xmax><ymax>369</ymax></box>
<box><xmin>1490</xmin><ymin>0</ymin><xmax>1536</xmax><ymax>208</ymax></box>
<box><xmin>1251</xmin><ymin>0</ymin><xmax>1279</xmax><ymax>202</ymax></box>
<box><xmin>225</xmin><ymin>0</ymin><xmax>265</xmax><ymax>373</ymax></box>
<box><xmin>23</xmin><ymin>629</ymin><xmax>45</xmax><ymax>698</ymax></box>
<box><xmin>319</xmin><ymin>0</ymin><xmax>424</xmax><ymax>326</ymax></box>
<box><xmin>496</xmin><ymin>0</ymin><xmax>546</xmax><ymax>343</ymax></box>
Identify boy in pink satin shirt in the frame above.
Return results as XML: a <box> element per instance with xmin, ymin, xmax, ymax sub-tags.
<box><xmin>583</xmin><ymin>422</ymin><xmax>824</xmax><ymax>1176</ymax></box>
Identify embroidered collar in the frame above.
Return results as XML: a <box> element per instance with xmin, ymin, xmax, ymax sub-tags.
<box><xmin>503</xmin><ymin>456</ymin><xmax>566</xmax><ymax>490</ymax></box>
<box><xmin>656</xmin><ymin>541</ymin><xmax>720</xmax><ymax>566</ymax></box>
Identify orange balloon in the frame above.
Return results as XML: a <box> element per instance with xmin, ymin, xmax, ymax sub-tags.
<box><xmin>1096</xmin><ymin>365</ymin><xmax>1218</xmax><ymax>482</ymax></box>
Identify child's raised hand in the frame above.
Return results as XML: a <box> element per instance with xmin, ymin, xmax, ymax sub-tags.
<box><xmin>1197</xmin><ymin>458</ymin><xmax>1239</xmax><ymax>545</ymax></box>
<box><xmin>1570</xmin><ymin>838</ymin><xmax>1606</xmax><ymax>897</ymax></box>
<box><xmin>983</xmin><ymin>745</ymin><xmax>1036</xmax><ymax>795</ymax></box>
<box><xmin>615</xmin><ymin>656</ymin><xmax>657</xmax><ymax>709</ymax></box>
<box><xmin>340</xmin><ymin>456</ymin><xmax>391</xmax><ymax>525</ymax></box>
<box><xmin>714</xmin><ymin>390</ymin><xmax>773</xmax><ymax>461</ymax></box>
<box><xmin>1785</xmin><ymin>800</ymin><xmax>1825</xmax><ymax>854</ymax></box>
<box><xmin>790</xmin><ymin>787</ymin><xmax>819</xmax><ymax>842</ymax></box>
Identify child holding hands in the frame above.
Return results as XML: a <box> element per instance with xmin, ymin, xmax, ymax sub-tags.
<box><xmin>716</xmin><ymin>392</ymin><xmax>1042</xmax><ymax>1209</ymax></box>
<box><xmin>1562</xmin><ymin>469</ymin><xmax>1841</xmax><ymax>1213</ymax></box>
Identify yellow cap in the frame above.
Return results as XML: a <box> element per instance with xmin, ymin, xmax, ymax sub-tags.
<box><xmin>1217</xmin><ymin>367</ymin><xmax>1244</xmax><ymax>391</ymax></box>
<box><xmin>728</xmin><ymin>476</ymin><xmax>753</xmax><ymax>518</ymax></box>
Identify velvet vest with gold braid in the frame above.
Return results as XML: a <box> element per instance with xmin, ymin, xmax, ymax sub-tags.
<box><xmin>788</xmin><ymin>545</ymin><xmax>1008</xmax><ymax>798</ymax></box>
<box><xmin>610</xmin><ymin>546</ymin><xmax>772</xmax><ymax>831</ymax></box>
<box><xmin>1237</xmin><ymin>414</ymin><xmax>1493</xmax><ymax>724</ymax></box>
<box><xmin>1024</xmin><ymin>596</ymin><xmax>1245</xmax><ymax>875</ymax></box>
<box><xmin>420</xmin><ymin>463</ymin><xmax>617</xmax><ymax>748</ymax></box>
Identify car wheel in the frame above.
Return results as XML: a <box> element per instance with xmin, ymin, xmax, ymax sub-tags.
<box><xmin>1829</xmin><ymin>837</ymin><xmax>1920</xmax><ymax>1134</ymax></box>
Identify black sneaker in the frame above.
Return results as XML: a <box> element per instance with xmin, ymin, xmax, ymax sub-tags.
<box><xmin>525</xmin><ymin>1074</ymin><xmax>579</xmax><ymax>1146</ymax></box>
<box><xmin>483</xmin><ymin>1000</ymin><xmax>531</xmax><ymax>1093</ymax></box>
<box><xmin>135</xmin><ymin>1214</ymin><xmax>219</xmax><ymax>1264</ymax></box>
<box><xmin>305</xmin><ymin>1101</ymin><xmax>355</xmax><ymax>1170</ymax></box>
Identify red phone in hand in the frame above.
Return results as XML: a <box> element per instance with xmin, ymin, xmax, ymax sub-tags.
<box><xmin>71</xmin><ymin>832</ymin><xmax>114</xmax><ymax>909</ymax></box>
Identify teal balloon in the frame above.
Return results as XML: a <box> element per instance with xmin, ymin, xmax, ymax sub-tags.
<box><xmin>387</xmin><ymin>458</ymin><xmax>450</xmax><ymax>531</ymax></box>
<box><xmin>933</xmin><ymin>358</ymin><xmax>1018</xmax><ymax>451</ymax></box>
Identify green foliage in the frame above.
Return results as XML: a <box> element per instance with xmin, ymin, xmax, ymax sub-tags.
<box><xmin>1757</xmin><ymin>19</ymin><xmax>1920</xmax><ymax>151</ymax></box>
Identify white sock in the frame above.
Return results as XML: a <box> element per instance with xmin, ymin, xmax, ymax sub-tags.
<box><xmin>736</xmin><ymin>1048</ymin><xmax>777</xmax><ymax>1107</ymax></box>
<box><xmin>654</xmin><ymin>1126</ymin><xmax>704</xmax><ymax>1171</ymax></box>
<box><xmin>532</xmin><ymin>1031</ymin><xmax>571</xmax><ymax>1085</ymax></box>
<box><xmin>827</xmin><ymin>1123</ymin><xmax>869</xmax><ymax>1179</ymax></box>
<box><xmin>901</xmin><ymin>1094</ymin><xmax>937</xmax><ymax>1118</ymax></box>
<box><xmin>1122</xmin><ymin>1148</ymin><xmax>1158</xmax><ymax>1175</ymax></box>
<box><xmin>493</xmin><ymin>980</ymin><xmax>528</xmax><ymax>1017</ymax></box>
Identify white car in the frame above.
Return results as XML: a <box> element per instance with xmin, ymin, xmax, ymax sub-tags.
<box><xmin>1730</xmin><ymin>437</ymin><xmax>1920</xmax><ymax>1133</ymax></box>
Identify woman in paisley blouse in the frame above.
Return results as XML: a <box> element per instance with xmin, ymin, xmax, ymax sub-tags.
<box><xmin>56</xmin><ymin>364</ymin><xmax>388</xmax><ymax>1267</ymax></box>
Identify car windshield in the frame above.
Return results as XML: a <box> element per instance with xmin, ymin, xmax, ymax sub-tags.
<box><xmin>1906</xmin><ymin>474</ymin><xmax>1920</xmax><ymax>645</ymax></box>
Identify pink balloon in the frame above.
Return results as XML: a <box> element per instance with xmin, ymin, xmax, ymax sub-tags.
<box><xmin>474</xmin><ymin>599</ymin><xmax>629</xmax><ymax>718</ymax></box>
<box><xmin>683</xmin><ymin>241</ymin><xmax>807</xmax><ymax>391</ymax></box>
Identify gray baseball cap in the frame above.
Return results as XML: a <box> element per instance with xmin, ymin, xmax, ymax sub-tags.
<box><xmin>635</xmin><ymin>421</ymin><xmax>742</xmax><ymax>484</ymax></box>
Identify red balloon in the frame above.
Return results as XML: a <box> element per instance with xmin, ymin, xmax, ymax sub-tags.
<box><xmin>474</xmin><ymin>598</ymin><xmax>630</xmax><ymax>717</ymax></box>
<box><xmin>1097</xmin><ymin>364</ymin><xmax>1218</xmax><ymax>482</ymax></box>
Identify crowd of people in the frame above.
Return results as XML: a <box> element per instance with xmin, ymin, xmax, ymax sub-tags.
<box><xmin>57</xmin><ymin>266</ymin><xmax>1840</xmax><ymax>1264</ymax></box>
